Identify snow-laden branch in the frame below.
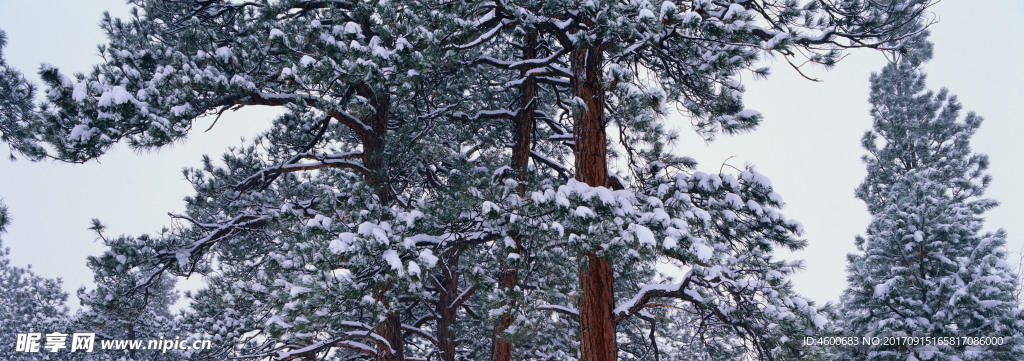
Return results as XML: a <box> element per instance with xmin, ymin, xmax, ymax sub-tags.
<box><xmin>235</xmin><ymin>152</ymin><xmax>367</xmax><ymax>191</ymax></box>
<box><xmin>530</xmin><ymin>150</ymin><xmax>570</xmax><ymax>179</ymax></box>
<box><xmin>274</xmin><ymin>339</ymin><xmax>376</xmax><ymax>360</ymax></box>
<box><xmin>454</xmin><ymin>19</ymin><xmax>515</xmax><ymax>50</ymax></box>
<box><xmin>613</xmin><ymin>273</ymin><xmax>694</xmax><ymax>323</ymax></box>
<box><xmin>537</xmin><ymin>304</ymin><xmax>579</xmax><ymax>319</ymax></box>
<box><xmin>474</xmin><ymin>47</ymin><xmax>569</xmax><ymax>70</ymax></box>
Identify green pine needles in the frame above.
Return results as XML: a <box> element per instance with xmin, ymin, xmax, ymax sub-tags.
<box><xmin>0</xmin><ymin>1</ymin><xmax>965</xmax><ymax>360</ymax></box>
<box><xmin>837</xmin><ymin>37</ymin><xmax>1024</xmax><ymax>361</ymax></box>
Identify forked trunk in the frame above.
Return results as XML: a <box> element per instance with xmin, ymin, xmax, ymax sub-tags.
<box><xmin>437</xmin><ymin>251</ymin><xmax>462</xmax><ymax>361</ymax></box>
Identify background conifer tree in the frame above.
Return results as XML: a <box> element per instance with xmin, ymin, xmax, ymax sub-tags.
<box><xmin>0</xmin><ymin>29</ymin><xmax>45</xmax><ymax>159</ymax></box>
<box><xmin>0</xmin><ymin>202</ymin><xmax>72</xmax><ymax>361</ymax></box>
<box><xmin>73</xmin><ymin>227</ymin><xmax>183</xmax><ymax>361</ymax></box>
<box><xmin>838</xmin><ymin>35</ymin><xmax>1024</xmax><ymax>361</ymax></box>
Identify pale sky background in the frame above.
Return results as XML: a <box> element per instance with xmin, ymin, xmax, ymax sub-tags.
<box><xmin>1</xmin><ymin>0</ymin><xmax>1022</xmax><ymax>311</ymax></box>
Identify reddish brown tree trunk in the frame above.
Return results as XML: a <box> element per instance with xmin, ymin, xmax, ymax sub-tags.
<box><xmin>510</xmin><ymin>29</ymin><xmax>538</xmax><ymax>192</ymax></box>
<box><xmin>359</xmin><ymin>89</ymin><xmax>404</xmax><ymax>361</ymax></box>
<box><xmin>579</xmin><ymin>253</ymin><xmax>616</xmax><ymax>361</ymax></box>
<box><xmin>370</xmin><ymin>278</ymin><xmax>403</xmax><ymax>361</ymax></box>
<box><xmin>571</xmin><ymin>32</ymin><xmax>617</xmax><ymax>361</ymax></box>
<box><xmin>437</xmin><ymin>252</ymin><xmax>461</xmax><ymax>361</ymax></box>
<box><xmin>490</xmin><ymin>269</ymin><xmax>517</xmax><ymax>361</ymax></box>
<box><xmin>492</xmin><ymin>29</ymin><xmax>539</xmax><ymax>361</ymax></box>
<box><xmin>374</xmin><ymin>310</ymin><xmax>406</xmax><ymax>361</ymax></box>
<box><xmin>571</xmin><ymin>44</ymin><xmax>608</xmax><ymax>189</ymax></box>
<box><xmin>363</xmin><ymin>89</ymin><xmax>393</xmax><ymax>206</ymax></box>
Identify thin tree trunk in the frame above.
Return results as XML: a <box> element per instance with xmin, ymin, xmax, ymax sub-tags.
<box><xmin>492</xmin><ymin>28</ymin><xmax>538</xmax><ymax>361</ymax></box>
<box><xmin>437</xmin><ymin>251</ymin><xmax>462</xmax><ymax>361</ymax></box>
<box><xmin>571</xmin><ymin>31</ymin><xmax>617</xmax><ymax>361</ymax></box>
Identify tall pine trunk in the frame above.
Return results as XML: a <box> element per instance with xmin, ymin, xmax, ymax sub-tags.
<box><xmin>491</xmin><ymin>29</ymin><xmax>538</xmax><ymax>361</ymax></box>
<box><xmin>359</xmin><ymin>90</ymin><xmax>405</xmax><ymax>361</ymax></box>
<box><xmin>571</xmin><ymin>34</ymin><xmax>616</xmax><ymax>361</ymax></box>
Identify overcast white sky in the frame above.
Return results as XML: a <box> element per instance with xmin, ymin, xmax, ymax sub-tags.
<box><xmin>1</xmin><ymin>0</ymin><xmax>1022</xmax><ymax>310</ymax></box>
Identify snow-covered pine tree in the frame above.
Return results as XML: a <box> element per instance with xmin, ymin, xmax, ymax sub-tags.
<box><xmin>838</xmin><ymin>36</ymin><xmax>1024</xmax><ymax>361</ymax></box>
<box><xmin>73</xmin><ymin>225</ymin><xmax>183</xmax><ymax>361</ymax></box>
<box><xmin>0</xmin><ymin>29</ymin><xmax>45</xmax><ymax>159</ymax></box>
<box><xmin>450</xmin><ymin>1</ymin><xmax>938</xmax><ymax>360</ymax></box>
<box><xmin>3</xmin><ymin>1</ymin><xmax>941</xmax><ymax>361</ymax></box>
<box><xmin>0</xmin><ymin>202</ymin><xmax>73</xmax><ymax>361</ymax></box>
<box><xmin>434</xmin><ymin>4</ymin><xmax>582</xmax><ymax>359</ymax></box>
<box><xmin>11</xmin><ymin>1</ymin><xmax>480</xmax><ymax>359</ymax></box>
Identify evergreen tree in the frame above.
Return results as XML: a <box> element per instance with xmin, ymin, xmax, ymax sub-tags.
<box><xmin>73</xmin><ymin>225</ymin><xmax>184</xmax><ymax>361</ymax></box>
<box><xmin>1</xmin><ymin>1</ymin><xmax>939</xmax><ymax>361</ymax></box>
<box><xmin>16</xmin><ymin>1</ymin><xmax>470</xmax><ymax>359</ymax></box>
<box><xmin>838</xmin><ymin>37</ymin><xmax>1024</xmax><ymax>361</ymax></box>
<box><xmin>445</xmin><ymin>1</ymin><xmax>936</xmax><ymax>360</ymax></box>
<box><xmin>0</xmin><ymin>202</ymin><xmax>72</xmax><ymax>361</ymax></box>
<box><xmin>0</xmin><ymin>29</ymin><xmax>45</xmax><ymax>159</ymax></box>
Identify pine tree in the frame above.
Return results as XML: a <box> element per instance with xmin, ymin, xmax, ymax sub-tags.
<box><xmin>0</xmin><ymin>202</ymin><xmax>73</xmax><ymax>361</ymax></box>
<box><xmin>2</xmin><ymin>1</ymin><xmax>941</xmax><ymax>360</ymax></box>
<box><xmin>73</xmin><ymin>225</ymin><xmax>183</xmax><ymax>361</ymax></box>
<box><xmin>838</xmin><ymin>37</ymin><xmax>1024</xmax><ymax>361</ymax></box>
<box><xmin>17</xmin><ymin>1</ymin><xmax>469</xmax><ymax>359</ymax></box>
<box><xmin>446</xmin><ymin>1</ymin><xmax>936</xmax><ymax>359</ymax></box>
<box><xmin>0</xmin><ymin>29</ymin><xmax>45</xmax><ymax>159</ymax></box>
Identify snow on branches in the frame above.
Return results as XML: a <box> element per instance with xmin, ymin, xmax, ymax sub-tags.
<box><xmin>0</xmin><ymin>0</ymin><xmax>944</xmax><ymax>360</ymax></box>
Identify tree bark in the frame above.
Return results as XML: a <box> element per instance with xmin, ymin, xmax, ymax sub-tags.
<box><xmin>437</xmin><ymin>251</ymin><xmax>462</xmax><ymax>361</ymax></box>
<box><xmin>362</xmin><ymin>87</ymin><xmax>394</xmax><ymax>206</ymax></box>
<box><xmin>579</xmin><ymin>253</ymin><xmax>616</xmax><ymax>361</ymax></box>
<box><xmin>492</xmin><ymin>28</ymin><xmax>538</xmax><ymax>361</ymax></box>
<box><xmin>373</xmin><ymin>308</ymin><xmax>406</xmax><ymax>361</ymax></box>
<box><xmin>571</xmin><ymin>30</ymin><xmax>617</xmax><ymax>361</ymax></box>
<box><xmin>571</xmin><ymin>42</ymin><xmax>608</xmax><ymax>188</ymax></box>
<box><xmin>357</xmin><ymin>89</ymin><xmax>404</xmax><ymax>361</ymax></box>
